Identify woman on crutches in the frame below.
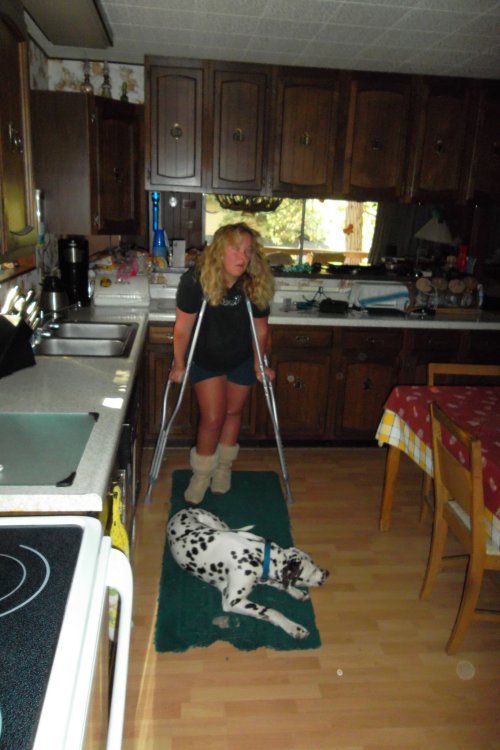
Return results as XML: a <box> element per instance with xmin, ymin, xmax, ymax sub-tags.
<box><xmin>169</xmin><ymin>222</ymin><xmax>275</xmax><ymax>505</ymax></box>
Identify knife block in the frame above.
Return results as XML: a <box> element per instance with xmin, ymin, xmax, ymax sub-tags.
<box><xmin>0</xmin><ymin>315</ymin><xmax>36</xmax><ymax>379</ymax></box>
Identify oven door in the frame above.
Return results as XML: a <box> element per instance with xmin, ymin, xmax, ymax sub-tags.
<box><xmin>0</xmin><ymin>516</ymin><xmax>132</xmax><ymax>750</ymax></box>
<box><xmin>36</xmin><ymin>536</ymin><xmax>133</xmax><ymax>750</ymax></box>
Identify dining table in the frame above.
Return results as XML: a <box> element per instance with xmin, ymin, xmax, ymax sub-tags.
<box><xmin>375</xmin><ymin>384</ymin><xmax>500</xmax><ymax>551</ymax></box>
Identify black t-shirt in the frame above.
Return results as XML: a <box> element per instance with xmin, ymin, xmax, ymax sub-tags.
<box><xmin>176</xmin><ymin>268</ymin><xmax>270</xmax><ymax>371</ymax></box>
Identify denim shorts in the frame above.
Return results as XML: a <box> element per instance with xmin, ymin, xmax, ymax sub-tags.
<box><xmin>190</xmin><ymin>357</ymin><xmax>256</xmax><ymax>386</ymax></box>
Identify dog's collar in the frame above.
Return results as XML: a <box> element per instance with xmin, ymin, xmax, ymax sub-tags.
<box><xmin>261</xmin><ymin>540</ymin><xmax>272</xmax><ymax>581</ymax></box>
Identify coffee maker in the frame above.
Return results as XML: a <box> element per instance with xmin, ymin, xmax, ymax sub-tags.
<box><xmin>58</xmin><ymin>236</ymin><xmax>90</xmax><ymax>307</ymax></box>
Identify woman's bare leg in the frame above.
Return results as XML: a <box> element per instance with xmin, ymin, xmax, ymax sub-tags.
<box><xmin>193</xmin><ymin>376</ymin><xmax>227</xmax><ymax>455</ymax></box>
<box><xmin>219</xmin><ymin>381</ymin><xmax>251</xmax><ymax>446</ymax></box>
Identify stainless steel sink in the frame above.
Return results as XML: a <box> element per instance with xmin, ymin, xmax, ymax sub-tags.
<box><xmin>50</xmin><ymin>322</ymin><xmax>134</xmax><ymax>340</ymax></box>
<box><xmin>33</xmin><ymin>322</ymin><xmax>138</xmax><ymax>358</ymax></box>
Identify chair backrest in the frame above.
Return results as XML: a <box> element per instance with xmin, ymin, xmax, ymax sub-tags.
<box><xmin>428</xmin><ymin>363</ymin><xmax>500</xmax><ymax>385</ymax></box>
<box><xmin>430</xmin><ymin>401</ymin><xmax>486</xmax><ymax>551</ymax></box>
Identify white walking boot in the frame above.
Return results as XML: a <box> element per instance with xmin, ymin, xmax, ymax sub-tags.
<box><xmin>184</xmin><ymin>447</ymin><xmax>219</xmax><ymax>505</ymax></box>
<box><xmin>211</xmin><ymin>443</ymin><xmax>239</xmax><ymax>494</ymax></box>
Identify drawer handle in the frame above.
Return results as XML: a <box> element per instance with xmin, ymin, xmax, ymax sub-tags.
<box><xmin>299</xmin><ymin>131</ymin><xmax>311</xmax><ymax>146</ymax></box>
<box><xmin>165</xmin><ymin>333</ymin><xmax>174</xmax><ymax>343</ymax></box>
<box><xmin>371</xmin><ymin>138</ymin><xmax>383</xmax><ymax>151</ymax></box>
<box><xmin>294</xmin><ymin>335</ymin><xmax>310</xmax><ymax>344</ymax></box>
<box><xmin>434</xmin><ymin>139</ymin><xmax>445</xmax><ymax>155</ymax></box>
<box><xmin>170</xmin><ymin>123</ymin><xmax>183</xmax><ymax>140</ymax></box>
<box><xmin>232</xmin><ymin>127</ymin><xmax>245</xmax><ymax>142</ymax></box>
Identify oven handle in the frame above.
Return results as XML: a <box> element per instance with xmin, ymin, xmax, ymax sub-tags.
<box><xmin>106</xmin><ymin>548</ymin><xmax>133</xmax><ymax>750</ymax></box>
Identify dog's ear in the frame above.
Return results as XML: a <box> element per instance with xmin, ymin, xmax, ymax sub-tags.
<box><xmin>282</xmin><ymin>559</ymin><xmax>302</xmax><ymax>589</ymax></box>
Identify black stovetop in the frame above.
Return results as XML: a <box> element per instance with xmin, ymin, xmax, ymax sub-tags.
<box><xmin>0</xmin><ymin>525</ymin><xmax>83</xmax><ymax>750</ymax></box>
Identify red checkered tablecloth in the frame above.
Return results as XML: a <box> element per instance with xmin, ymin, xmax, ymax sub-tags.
<box><xmin>376</xmin><ymin>385</ymin><xmax>500</xmax><ymax>548</ymax></box>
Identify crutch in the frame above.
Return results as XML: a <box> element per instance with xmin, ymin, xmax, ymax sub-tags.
<box><xmin>143</xmin><ymin>298</ymin><xmax>208</xmax><ymax>504</ymax></box>
<box><xmin>246</xmin><ymin>298</ymin><xmax>294</xmax><ymax>505</ymax></box>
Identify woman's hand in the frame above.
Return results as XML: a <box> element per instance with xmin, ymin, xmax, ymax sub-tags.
<box><xmin>255</xmin><ymin>364</ymin><xmax>275</xmax><ymax>383</ymax></box>
<box><xmin>169</xmin><ymin>364</ymin><xmax>186</xmax><ymax>383</ymax></box>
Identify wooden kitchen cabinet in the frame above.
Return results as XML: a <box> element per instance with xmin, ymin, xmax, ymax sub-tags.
<box><xmin>31</xmin><ymin>91</ymin><xmax>144</xmax><ymax>236</ymax></box>
<box><xmin>468</xmin><ymin>81</ymin><xmax>500</xmax><ymax>202</ymax></box>
<box><xmin>210</xmin><ymin>62</ymin><xmax>270</xmax><ymax>193</ymax></box>
<box><xmin>406</xmin><ymin>76</ymin><xmax>475</xmax><ymax>203</ymax></box>
<box><xmin>143</xmin><ymin>324</ymin><xmax>196</xmax><ymax>443</ymax></box>
<box><xmin>143</xmin><ymin>323</ymin><xmax>257</xmax><ymax>445</ymax></box>
<box><xmin>271</xmin><ymin>69</ymin><xmax>340</xmax><ymax>196</ymax></box>
<box><xmin>145</xmin><ymin>57</ymin><xmax>208</xmax><ymax>190</ymax></box>
<box><xmin>401</xmin><ymin>329</ymin><xmax>465</xmax><ymax>384</ymax></box>
<box><xmin>269</xmin><ymin>327</ymin><xmax>333</xmax><ymax>439</ymax></box>
<box><xmin>334</xmin><ymin>328</ymin><xmax>403</xmax><ymax>439</ymax></box>
<box><xmin>0</xmin><ymin>0</ymin><xmax>35</xmax><ymax>255</ymax></box>
<box><xmin>341</xmin><ymin>73</ymin><xmax>412</xmax><ymax>201</ymax></box>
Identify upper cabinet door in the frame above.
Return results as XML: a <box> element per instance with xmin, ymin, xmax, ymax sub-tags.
<box><xmin>271</xmin><ymin>70</ymin><xmax>340</xmax><ymax>196</ymax></box>
<box><xmin>211</xmin><ymin>63</ymin><xmax>270</xmax><ymax>193</ymax></box>
<box><xmin>91</xmin><ymin>97</ymin><xmax>143</xmax><ymax>235</ymax></box>
<box><xmin>406</xmin><ymin>77</ymin><xmax>475</xmax><ymax>203</ymax></box>
<box><xmin>468</xmin><ymin>82</ymin><xmax>500</xmax><ymax>202</ymax></box>
<box><xmin>0</xmin><ymin>1</ymin><xmax>35</xmax><ymax>254</ymax></box>
<box><xmin>31</xmin><ymin>92</ymin><xmax>144</xmax><ymax>236</ymax></box>
<box><xmin>341</xmin><ymin>73</ymin><xmax>412</xmax><ymax>201</ymax></box>
<box><xmin>146</xmin><ymin>59</ymin><xmax>206</xmax><ymax>189</ymax></box>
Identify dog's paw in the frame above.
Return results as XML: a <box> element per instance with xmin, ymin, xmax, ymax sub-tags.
<box><xmin>292</xmin><ymin>624</ymin><xmax>309</xmax><ymax>639</ymax></box>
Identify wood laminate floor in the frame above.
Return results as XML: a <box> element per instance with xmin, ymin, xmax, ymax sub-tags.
<box><xmin>123</xmin><ymin>446</ymin><xmax>500</xmax><ymax>750</ymax></box>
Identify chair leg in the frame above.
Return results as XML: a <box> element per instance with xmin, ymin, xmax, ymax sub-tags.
<box><xmin>419</xmin><ymin>473</ymin><xmax>433</xmax><ymax>523</ymax></box>
<box><xmin>420</xmin><ymin>516</ymin><xmax>448</xmax><ymax>600</ymax></box>
<box><xmin>446</xmin><ymin>554</ymin><xmax>485</xmax><ymax>655</ymax></box>
<box><xmin>379</xmin><ymin>445</ymin><xmax>400</xmax><ymax>531</ymax></box>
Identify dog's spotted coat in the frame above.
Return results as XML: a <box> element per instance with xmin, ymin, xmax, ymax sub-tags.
<box><xmin>168</xmin><ymin>507</ymin><xmax>329</xmax><ymax>639</ymax></box>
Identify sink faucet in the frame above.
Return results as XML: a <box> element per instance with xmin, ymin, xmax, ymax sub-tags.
<box><xmin>39</xmin><ymin>301</ymin><xmax>82</xmax><ymax>325</ymax></box>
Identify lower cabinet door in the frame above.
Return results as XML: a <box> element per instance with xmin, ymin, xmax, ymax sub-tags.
<box><xmin>336</xmin><ymin>361</ymin><xmax>397</xmax><ymax>439</ymax></box>
<box><xmin>270</xmin><ymin>352</ymin><xmax>331</xmax><ymax>438</ymax></box>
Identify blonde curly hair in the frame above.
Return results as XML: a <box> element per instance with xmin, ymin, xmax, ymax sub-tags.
<box><xmin>197</xmin><ymin>222</ymin><xmax>275</xmax><ymax>309</ymax></box>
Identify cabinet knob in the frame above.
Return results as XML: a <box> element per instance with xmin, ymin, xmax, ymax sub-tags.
<box><xmin>299</xmin><ymin>132</ymin><xmax>311</xmax><ymax>147</ymax></box>
<box><xmin>287</xmin><ymin>373</ymin><xmax>304</xmax><ymax>390</ymax></box>
<box><xmin>170</xmin><ymin>123</ymin><xmax>183</xmax><ymax>140</ymax></box>
<box><xmin>8</xmin><ymin>122</ymin><xmax>23</xmax><ymax>153</ymax></box>
<box><xmin>434</xmin><ymin>139</ymin><xmax>445</xmax><ymax>155</ymax></box>
<box><xmin>371</xmin><ymin>138</ymin><xmax>383</xmax><ymax>151</ymax></box>
<box><xmin>294</xmin><ymin>335</ymin><xmax>310</xmax><ymax>344</ymax></box>
<box><xmin>232</xmin><ymin>128</ymin><xmax>245</xmax><ymax>142</ymax></box>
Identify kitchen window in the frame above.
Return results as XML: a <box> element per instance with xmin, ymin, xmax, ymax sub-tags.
<box><xmin>204</xmin><ymin>195</ymin><xmax>378</xmax><ymax>266</ymax></box>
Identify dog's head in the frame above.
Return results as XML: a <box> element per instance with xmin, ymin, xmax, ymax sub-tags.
<box><xmin>282</xmin><ymin>548</ymin><xmax>329</xmax><ymax>589</ymax></box>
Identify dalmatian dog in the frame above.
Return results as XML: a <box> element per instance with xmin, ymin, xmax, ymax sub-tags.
<box><xmin>167</xmin><ymin>507</ymin><xmax>329</xmax><ymax>639</ymax></box>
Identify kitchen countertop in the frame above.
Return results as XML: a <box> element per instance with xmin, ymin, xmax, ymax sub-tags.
<box><xmin>1</xmin><ymin>293</ymin><xmax>498</xmax><ymax>515</ymax></box>
<box><xmin>149</xmin><ymin>299</ymin><xmax>500</xmax><ymax>330</ymax></box>
<box><xmin>0</xmin><ymin>306</ymin><xmax>148</xmax><ymax>514</ymax></box>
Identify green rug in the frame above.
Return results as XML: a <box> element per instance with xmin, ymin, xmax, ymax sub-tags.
<box><xmin>155</xmin><ymin>470</ymin><xmax>321</xmax><ymax>652</ymax></box>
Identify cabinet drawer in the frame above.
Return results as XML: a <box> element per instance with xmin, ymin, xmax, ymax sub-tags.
<box><xmin>341</xmin><ymin>328</ymin><xmax>403</xmax><ymax>352</ymax></box>
<box><xmin>148</xmin><ymin>325</ymin><xmax>174</xmax><ymax>345</ymax></box>
<box><xmin>271</xmin><ymin>327</ymin><xmax>333</xmax><ymax>349</ymax></box>
<box><xmin>411</xmin><ymin>330</ymin><xmax>462</xmax><ymax>360</ymax></box>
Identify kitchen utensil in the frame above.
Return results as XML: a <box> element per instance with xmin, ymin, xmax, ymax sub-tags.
<box><xmin>40</xmin><ymin>276</ymin><xmax>69</xmax><ymax>313</ymax></box>
<box><xmin>1</xmin><ymin>286</ymin><xmax>20</xmax><ymax>314</ymax></box>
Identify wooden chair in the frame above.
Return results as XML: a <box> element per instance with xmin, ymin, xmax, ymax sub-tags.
<box><xmin>419</xmin><ymin>401</ymin><xmax>500</xmax><ymax>654</ymax></box>
<box><xmin>419</xmin><ymin>363</ymin><xmax>500</xmax><ymax>523</ymax></box>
